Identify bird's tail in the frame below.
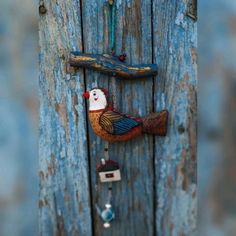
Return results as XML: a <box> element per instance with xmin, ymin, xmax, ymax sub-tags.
<box><xmin>142</xmin><ymin>110</ymin><xmax>168</xmax><ymax>136</ymax></box>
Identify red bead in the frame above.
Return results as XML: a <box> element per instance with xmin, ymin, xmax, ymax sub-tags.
<box><xmin>119</xmin><ymin>53</ymin><xmax>126</xmax><ymax>62</ymax></box>
<box><xmin>83</xmin><ymin>91</ymin><xmax>90</xmax><ymax>99</ymax></box>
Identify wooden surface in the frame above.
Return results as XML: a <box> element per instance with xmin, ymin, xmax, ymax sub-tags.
<box><xmin>39</xmin><ymin>1</ymin><xmax>92</xmax><ymax>235</ymax></box>
<box><xmin>153</xmin><ymin>0</ymin><xmax>197</xmax><ymax>235</ymax></box>
<box><xmin>39</xmin><ymin>0</ymin><xmax>197</xmax><ymax>235</ymax></box>
<box><xmin>69</xmin><ymin>52</ymin><xmax>157</xmax><ymax>79</ymax></box>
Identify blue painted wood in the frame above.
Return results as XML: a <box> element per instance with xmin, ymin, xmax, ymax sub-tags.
<box><xmin>39</xmin><ymin>0</ymin><xmax>92</xmax><ymax>235</ymax></box>
<box><xmin>81</xmin><ymin>1</ymin><xmax>111</xmax><ymax>235</ymax></box>
<box><xmin>39</xmin><ymin>0</ymin><xmax>197</xmax><ymax>235</ymax></box>
<box><xmin>0</xmin><ymin>1</ymin><xmax>38</xmax><ymax>235</ymax></box>
<box><xmin>153</xmin><ymin>0</ymin><xmax>197</xmax><ymax>235</ymax></box>
<box><xmin>82</xmin><ymin>0</ymin><xmax>154</xmax><ymax>235</ymax></box>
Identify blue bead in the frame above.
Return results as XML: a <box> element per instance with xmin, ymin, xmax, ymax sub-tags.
<box><xmin>101</xmin><ymin>208</ymin><xmax>115</xmax><ymax>222</ymax></box>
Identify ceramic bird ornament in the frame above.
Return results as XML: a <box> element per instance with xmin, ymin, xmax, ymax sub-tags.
<box><xmin>83</xmin><ymin>88</ymin><xmax>168</xmax><ymax>142</ymax></box>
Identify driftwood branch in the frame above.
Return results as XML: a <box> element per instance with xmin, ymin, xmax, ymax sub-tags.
<box><xmin>69</xmin><ymin>52</ymin><xmax>157</xmax><ymax>79</ymax></box>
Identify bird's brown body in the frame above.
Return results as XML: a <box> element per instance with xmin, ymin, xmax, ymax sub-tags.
<box><xmin>83</xmin><ymin>88</ymin><xmax>168</xmax><ymax>142</ymax></box>
<box><xmin>89</xmin><ymin>110</ymin><xmax>142</xmax><ymax>142</ymax></box>
<box><xmin>89</xmin><ymin>109</ymin><xmax>168</xmax><ymax>142</ymax></box>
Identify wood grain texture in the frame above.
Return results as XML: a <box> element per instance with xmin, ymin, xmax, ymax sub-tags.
<box><xmin>39</xmin><ymin>0</ymin><xmax>197</xmax><ymax>235</ymax></box>
<box><xmin>39</xmin><ymin>0</ymin><xmax>92</xmax><ymax>235</ymax></box>
<box><xmin>153</xmin><ymin>0</ymin><xmax>197</xmax><ymax>235</ymax></box>
<box><xmin>82</xmin><ymin>0</ymin><xmax>154</xmax><ymax>235</ymax></box>
<box><xmin>69</xmin><ymin>52</ymin><xmax>157</xmax><ymax>79</ymax></box>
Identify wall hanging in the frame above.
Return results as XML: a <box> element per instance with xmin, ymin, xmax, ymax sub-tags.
<box><xmin>69</xmin><ymin>52</ymin><xmax>157</xmax><ymax>79</ymax></box>
<box><xmin>69</xmin><ymin>0</ymin><xmax>169</xmax><ymax>229</ymax></box>
<box><xmin>83</xmin><ymin>88</ymin><xmax>168</xmax><ymax>142</ymax></box>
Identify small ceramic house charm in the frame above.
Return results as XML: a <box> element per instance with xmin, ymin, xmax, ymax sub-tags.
<box><xmin>97</xmin><ymin>159</ymin><xmax>121</xmax><ymax>183</ymax></box>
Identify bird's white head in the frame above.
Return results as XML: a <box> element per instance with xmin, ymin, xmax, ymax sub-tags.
<box><xmin>83</xmin><ymin>88</ymin><xmax>108</xmax><ymax>111</ymax></box>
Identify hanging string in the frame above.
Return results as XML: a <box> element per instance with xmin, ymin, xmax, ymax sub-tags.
<box><xmin>108</xmin><ymin>0</ymin><xmax>118</xmax><ymax>109</ymax></box>
<box><xmin>108</xmin><ymin>0</ymin><xmax>116</xmax><ymax>54</ymax></box>
<box><xmin>95</xmin><ymin>1</ymin><xmax>117</xmax><ymax>228</ymax></box>
<box><xmin>103</xmin><ymin>142</ymin><xmax>113</xmax><ymax>208</ymax></box>
<box><xmin>104</xmin><ymin>142</ymin><xmax>109</xmax><ymax>161</ymax></box>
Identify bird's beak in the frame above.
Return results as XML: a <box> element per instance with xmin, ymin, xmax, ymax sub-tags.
<box><xmin>83</xmin><ymin>91</ymin><xmax>90</xmax><ymax>99</ymax></box>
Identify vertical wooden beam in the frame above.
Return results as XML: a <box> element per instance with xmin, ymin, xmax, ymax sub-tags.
<box><xmin>82</xmin><ymin>0</ymin><xmax>154</xmax><ymax>235</ymax></box>
<box><xmin>112</xmin><ymin>1</ymin><xmax>154</xmax><ymax>235</ymax></box>
<box><xmin>81</xmin><ymin>0</ymin><xmax>110</xmax><ymax>235</ymax></box>
<box><xmin>39</xmin><ymin>0</ymin><xmax>92</xmax><ymax>235</ymax></box>
<box><xmin>153</xmin><ymin>0</ymin><xmax>197</xmax><ymax>235</ymax></box>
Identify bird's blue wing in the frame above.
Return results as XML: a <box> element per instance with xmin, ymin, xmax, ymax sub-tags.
<box><xmin>99</xmin><ymin>110</ymin><xmax>140</xmax><ymax>135</ymax></box>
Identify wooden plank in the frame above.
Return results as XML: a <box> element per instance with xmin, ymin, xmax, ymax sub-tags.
<box><xmin>81</xmin><ymin>0</ymin><xmax>154</xmax><ymax>235</ymax></box>
<box><xmin>39</xmin><ymin>0</ymin><xmax>92</xmax><ymax>235</ymax></box>
<box><xmin>69</xmin><ymin>52</ymin><xmax>157</xmax><ymax>79</ymax></box>
<box><xmin>153</xmin><ymin>0</ymin><xmax>197</xmax><ymax>235</ymax></box>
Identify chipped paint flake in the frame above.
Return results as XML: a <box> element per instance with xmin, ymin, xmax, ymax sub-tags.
<box><xmin>175</xmin><ymin>12</ymin><xmax>187</xmax><ymax>29</ymax></box>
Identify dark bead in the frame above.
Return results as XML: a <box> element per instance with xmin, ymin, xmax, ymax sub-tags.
<box><xmin>119</xmin><ymin>54</ymin><xmax>126</xmax><ymax>62</ymax></box>
<box><xmin>39</xmin><ymin>4</ymin><xmax>47</xmax><ymax>14</ymax></box>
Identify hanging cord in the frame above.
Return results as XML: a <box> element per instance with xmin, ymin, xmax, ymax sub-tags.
<box><xmin>95</xmin><ymin>183</ymin><xmax>113</xmax><ymax>221</ymax></box>
<box><xmin>107</xmin><ymin>0</ymin><xmax>118</xmax><ymax>108</ymax></box>
<box><xmin>103</xmin><ymin>142</ymin><xmax>113</xmax><ymax>207</ymax></box>
<box><xmin>95</xmin><ymin>181</ymin><xmax>113</xmax><ymax>228</ymax></box>
<box><xmin>104</xmin><ymin>142</ymin><xmax>109</xmax><ymax>161</ymax></box>
<box><xmin>96</xmin><ymin>142</ymin><xmax>113</xmax><ymax>221</ymax></box>
<box><xmin>95</xmin><ymin>1</ymin><xmax>116</xmax><ymax>227</ymax></box>
<box><xmin>108</xmin><ymin>0</ymin><xmax>116</xmax><ymax>54</ymax></box>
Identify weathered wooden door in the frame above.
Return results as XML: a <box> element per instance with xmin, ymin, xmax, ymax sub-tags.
<box><xmin>39</xmin><ymin>0</ymin><xmax>197</xmax><ymax>235</ymax></box>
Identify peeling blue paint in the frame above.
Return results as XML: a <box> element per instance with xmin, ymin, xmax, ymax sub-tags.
<box><xmin>39</xmin><ymin>0</ymin><xmax>197</xmax><ymax>235</ymax></box>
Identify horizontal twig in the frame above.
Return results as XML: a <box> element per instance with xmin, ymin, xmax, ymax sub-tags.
<box><xmin>69</xmin><ymin>52</ymin><xmax>157</xmax><ymax>79</ymax></box>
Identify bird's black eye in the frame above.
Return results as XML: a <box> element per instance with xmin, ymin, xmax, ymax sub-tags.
<box><xmin>93</xmin><ymin>92</ymin><xmax>96</xmax><ymax>96</ymax></box>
